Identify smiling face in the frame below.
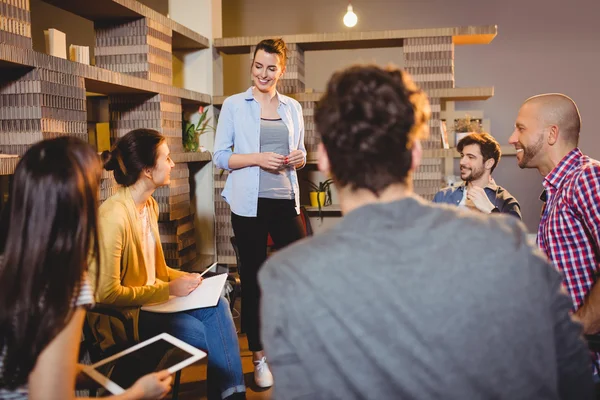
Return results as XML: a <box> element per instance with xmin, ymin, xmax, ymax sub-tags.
<box><xmin>251</xmin><ymin>49</ymin><xmax>285</xmax><ymax>93</ymax></box>
<box><xmin>509</xmin><ymin>102</ymin><xmax>546</xmax><ymax>169</ymax></box>
<box><xmin>459</xmin><ymin>144</ymin><xmax>487</xmax><ymax>182</ymax></box>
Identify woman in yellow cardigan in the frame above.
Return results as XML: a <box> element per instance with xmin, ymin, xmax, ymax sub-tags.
<box><xmin>90</xmin><ymin>129</ymin><xmax>246</xmax><ymax>400</ymax></box>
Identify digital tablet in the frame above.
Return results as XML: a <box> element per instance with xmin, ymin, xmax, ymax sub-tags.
<box><xmin>82</xmin><ymin>333</ymin><xmax>206</xmax><ymax>395</ymax></box>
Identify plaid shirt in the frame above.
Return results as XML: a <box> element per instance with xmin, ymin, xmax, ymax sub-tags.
<box><xmin>537</xmin><ymin>148</ymin><xmax>600</xmax><ymax>311</ymax></box>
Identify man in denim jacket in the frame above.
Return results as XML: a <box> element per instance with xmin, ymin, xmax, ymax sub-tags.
<box><xmin>433</xmin><ymin>132</ymin><xmax>522</xmax><ymax>219</ymax></box>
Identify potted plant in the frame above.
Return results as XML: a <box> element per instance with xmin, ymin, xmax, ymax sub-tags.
<box><xmin>453</xmin><ymin>115</ymin><xmax>482</xmax><ymax>144</ymax></box>
<box><xmin>183</xmin><ymin>105</ymin><xmax>215</xmax><ymax>152</ymax></box>
<box><xmin>306</xmin><ymin>178</ymin><xmax>333</xmax><ymax>220</ymax></box>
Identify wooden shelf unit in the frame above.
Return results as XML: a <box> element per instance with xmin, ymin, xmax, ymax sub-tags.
<box><xmin>39</xmin><ymin>0</ymin><xmax>210</xmax><ymax>50</ymax></box>
<box><xmin>304</xmin><ymin>204</ymin><xmax>342</xmax><ymax>213</ymax></box>
<box><xmin>0</xmin><ymin>156</ymin><xmax>18</xmax><ymax>176</ymax></box>
<box><xmin>214</xmin><ymin>25</ymin><xmax>497</xmax><ymax>54</ymax></box>
<box><xmin>210</xmin><ymin>24</ymin><xmax>498</xmax><ymax>254</ymax></box>
<box><xmin>0</xmin><ymin>44</ymin><xmax>211</xmax><ymax>104</ymax></box>
<box><xmin>0</xmin><ymin>0</ymin><xmax>215</xmax><ymax>270</ymax></box>
<box><xmin>213</xmin><ymin>87</ymin><xmax>494</xmax><ymax>108</ymax></box>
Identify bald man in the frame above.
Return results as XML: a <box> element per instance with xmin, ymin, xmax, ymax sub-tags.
<box><xmin>510</xmin><ymin>93</ymin><xmax>600</xmax><ymax>338</ymax></box>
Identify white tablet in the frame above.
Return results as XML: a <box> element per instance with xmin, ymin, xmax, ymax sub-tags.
<box><xmin>82</xmin><ymin>333</ymin><xmax>206</xmax><ymax>395</ymax></box>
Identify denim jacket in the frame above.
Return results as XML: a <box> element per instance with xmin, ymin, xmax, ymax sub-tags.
<box><xmin>214</xmin><ymin>87</ymin><xmax>306</xmax><ymax>217</ymax></box>
<box><xmin>433</xmin><ymin>181</ymin><xmax>522</xmax><ymax>220</ymax></box>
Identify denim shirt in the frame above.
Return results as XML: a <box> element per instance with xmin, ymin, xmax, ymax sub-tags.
<box><xmin>214</xmin><ymin>87</ymin><xmax>307</xmax><ymax>217</ymax></box>
<box><xmin>432</xmin><ymin>182</ymin><xmax>522</xmax><ymax>220</ymax></box>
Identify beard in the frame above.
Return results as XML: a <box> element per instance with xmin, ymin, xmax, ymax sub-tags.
<box><xmin>461</xmin><ymin>165</ymin><xmax>485</xmax><ymax>182</ymax></box>
<box><xmin>517</xmin><ymin>134</ymin><xmax>544</xmax><ymax>169</ymax></box>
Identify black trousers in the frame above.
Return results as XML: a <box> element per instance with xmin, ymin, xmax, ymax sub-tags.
<box><xmin>231</xmin><ymin>198</ymin><xmax>306</xmax><ymax>352</ymax></box>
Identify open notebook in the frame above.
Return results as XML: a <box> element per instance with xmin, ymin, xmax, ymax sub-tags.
<box><xmin>141</xmin><ymin>273</ymin><xmax>228</xmax><ymax>313</ymax></box>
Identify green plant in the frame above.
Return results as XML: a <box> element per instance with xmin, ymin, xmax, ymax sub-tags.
<box><xmin>183</xmin><ymin>106</ymin><xmax>215</xmax><ymax>152</ymax></box>
<box><xmin>306</xmin><ymin>178</ymin><xmax>333</xmax><ymax>220</ymax></box>
<box><xmin>453</xmin><ymin>115</ymin><xmax>482</xmax><ymax>133</ymax></box>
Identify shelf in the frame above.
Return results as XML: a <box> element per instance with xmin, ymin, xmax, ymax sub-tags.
<box><xmin>212</xmin><ymin>95</ymin><xmax>228</xmax><ymax>107</ymax></box>
<box><xmin>304</xmin><ymin>204</ymin><xmax>342</xmax><ymax>213</ymax></box>
<box><xmin>0</xmin><ymin>44</ymin><xmax>211</xmax><ymax>105</ymax></box>
<box><xmin>170</xmin><ymin>151</ymin><xmax>212</xmax><ymax>163</ymax></box>
<box><xmin>213</xmin><ymin>87</ymin><xmax>493</xmax><ymax>107</ymax></box>
<box><xmin>214</xmin><ymin>25</ymin><xmax>497</xmax><ymax>54</ymax></box>
<box><xmin>0</xmin><ymin>156</ymin><xmax>19</xmax><ymax>176</ymax></box>
<box><xmin>39</xmin><ymin>0</ymin><xmax>210</xmax><ymax>50</ymax></box>
<box><xmin>427</xmin><ymin>87</ymin><xmax>494</xmax><ymax>101</ymax></box>
<box><xmin>421</xmin><ymin>145</ymin><xmax>518</xmax><ymax>159</ymax></box>
<box><xmin>305</xmin><ymin>146</ymin><xmax>517</xmax><ymax>165</ymax></box>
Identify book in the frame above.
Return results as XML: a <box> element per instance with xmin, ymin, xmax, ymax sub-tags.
<box><xmin>141</xmin><ymin>273</ymin><xmax>227</xmax><ymax>313</ymax></box>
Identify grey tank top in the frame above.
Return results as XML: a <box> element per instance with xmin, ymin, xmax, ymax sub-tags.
<box><xmin>258</xmin><ymin>118</ymin><xmax>294</xmax><ymax>199</ymax></box>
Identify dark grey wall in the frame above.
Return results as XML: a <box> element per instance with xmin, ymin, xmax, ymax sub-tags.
<box><xmin>222</xmin><ymin>0</ymin><xmax>600</xmax><ymax>232</ymax></box>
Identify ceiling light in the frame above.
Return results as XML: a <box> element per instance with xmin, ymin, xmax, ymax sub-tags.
<box><xmin>343</xmin><ymin>3</ymin><xmax>358</xmax><ymax>28</ymax></box>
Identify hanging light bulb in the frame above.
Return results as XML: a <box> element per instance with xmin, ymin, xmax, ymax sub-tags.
<box><xmin>343</xmin><ymin>3</ymin><xmax>358</xmax><ymax>28</ymax></box>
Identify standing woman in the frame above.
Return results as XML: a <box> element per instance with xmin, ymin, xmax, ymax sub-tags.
<box><xmin>214</xmin><ymin>38</ymin><xmax>307</xmax><ymax>388</ymax></box>
<box><xmin>0</xmin><ymin>137</ymin><xmax>171</xmax><ymax>400</ymax></box>
<box><xmin>91</xmin><ymin>129</ymin><xmax>246</xmax><ymax>400</ymax></box>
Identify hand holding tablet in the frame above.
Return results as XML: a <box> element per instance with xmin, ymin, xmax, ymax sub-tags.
<box><xmin>128</xmin><ymin>370</ymin><xmax>172</xmax><ymax>399</ymax></box>
<box><xmin>82</xmin><ymin>333</ymin><xmax>207</xmax><ymax>395</ymax></box>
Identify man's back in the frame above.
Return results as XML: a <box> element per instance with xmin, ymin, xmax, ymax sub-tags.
<box><xmin>259</xmin><ymin>196</ymin><xmax>593</xmax><ymax>400</ymax></box>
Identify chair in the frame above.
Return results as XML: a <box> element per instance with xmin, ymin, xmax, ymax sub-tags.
<box><xmin>300</xmin><ymin>205</ymin><xmax>314</xmax><ymax>236</ymax></box>
<box><xmin>80</xmin><ymin>306</ymin><xmax>183</xmax><ymax>399</ymax></box>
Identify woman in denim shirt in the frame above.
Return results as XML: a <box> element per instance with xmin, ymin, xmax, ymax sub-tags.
<box><xmin>214</xmin><ymin>38</ymin><xmax>307</xmax><ymax>388</ymax></box>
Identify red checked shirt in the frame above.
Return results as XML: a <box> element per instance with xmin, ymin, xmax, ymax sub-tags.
<box><xmin>537</xmin><ymin>148</ymin><xmax>600</xmax><ymax>311</ymax></box>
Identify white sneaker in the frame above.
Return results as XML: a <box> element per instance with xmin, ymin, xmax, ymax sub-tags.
<box><xmin>253</xmin><ymin>356</ymin><xmax>274</xmax><ymax>388</ymax></box>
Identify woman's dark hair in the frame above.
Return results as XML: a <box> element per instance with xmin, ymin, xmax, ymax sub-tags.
<box><xmin>457</xmin><ymin>132</ymin><xmax>502</xmax><ymax>173</ymax></box>
<box><xmin>0</xmin><ymin>136</ymin><xmax>101</xmax><ymax>389</ymax></box>
<box><xmin>315</xmin><ymin>64</ymin><xmax>430</xmax><ymax>194</ymax></box>
<box><xmin>253</xmin><ymin>38</ymin><xmax>288</xmax><ymax>67</ymax></box>
<box><xmin>101</xmin><ymin>128</ymin><xmax>165</xmax><ymax>186</ymax></box>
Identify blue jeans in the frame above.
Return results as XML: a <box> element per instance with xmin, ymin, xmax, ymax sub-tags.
<box><xmin>139</xmin><ymin>297</ymin><xmax>246</xmax><ymax>399</ymax></box>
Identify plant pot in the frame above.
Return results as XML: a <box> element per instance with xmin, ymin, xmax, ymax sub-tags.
<box><xmin>309</xmin><ymin>191</ymin><xmax>326</xmax><ymax>208</ymax></box>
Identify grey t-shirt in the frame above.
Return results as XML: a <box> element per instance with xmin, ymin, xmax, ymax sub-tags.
<box><xmin>258</xmin><ymin>118</ymin><xmax>293</xmax><ymax>200</ymax></box>
<box><xmin>259</xmin><ymin>196</ymin><xmax>594</xmax><ymax>400</ymax></box>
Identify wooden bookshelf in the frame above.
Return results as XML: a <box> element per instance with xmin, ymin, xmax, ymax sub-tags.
<box><xmin>0</xmin><ymin>0</ymin><xmax>215</xmax><ymax>270</ymax></box>
<box><xmin>0</xmin><ymin>44</ymin><xmax>211</xmax><ymax>105</ymax></box>
<box><xmin>214</xmin><ymin>25</ymin><xmax>497</xmax><ymax>54</ymax></box>
<box><xmin>213</xmin><ymin>87</ymin><xmax>494</xmax><ymax>107</ymax></box>
<box><xmin>0</xmin><ymin>156</ymin><xmax>18</xmax><ymax>176</ymax></box>
<box><xmin>39</xmin><ymin>0</ymin><xmax>210</xmax><ymax>50</ymax></box>
<box><xmin>304</xmin><ymin>204</ymin><xmax>342</xmax><ymax>213</ymax></box>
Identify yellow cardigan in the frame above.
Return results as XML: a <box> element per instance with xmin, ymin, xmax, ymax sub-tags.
<box><xmin>88</xmin><ymin>187</ymin><xmax>187</xmax><ymax>350</ymax></box>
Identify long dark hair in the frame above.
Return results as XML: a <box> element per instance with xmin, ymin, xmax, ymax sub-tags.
<box><xmin>101</xmin><ymin>128</ymin><xmax>165</xmax><ymax>186</ymax></box>
<box><xmin>0</xmin><ymin>137</ymin><xmax>102</xmax><ymax>389</ymax></box>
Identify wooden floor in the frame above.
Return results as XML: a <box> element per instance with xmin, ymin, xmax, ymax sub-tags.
<box><xmin>170</xmin><ymin>334</ymin><xmax>272</xmax><ymax>400</ymax></box>
<box><xmin>168</xmin><ymin>299</ymin><xmax>272</xmax><ymax>400</ymax></box>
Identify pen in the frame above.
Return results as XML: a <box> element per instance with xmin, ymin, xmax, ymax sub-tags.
<box><xmin>198</xmin><ymin>262</ymin><xmax>218</xmax><ymax>278</ymax></box>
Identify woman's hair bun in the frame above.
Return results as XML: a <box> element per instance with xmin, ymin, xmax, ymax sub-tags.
<box><xmin>101</xmin><ymin>150</ymin><xmax>117</xmax><ymax>171</ymax></box>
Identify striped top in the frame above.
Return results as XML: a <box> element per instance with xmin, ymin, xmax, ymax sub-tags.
<box><xmin>0</xmin><ymin>276</ymin><xmax>94</xmax><ymax>399</ymax></box>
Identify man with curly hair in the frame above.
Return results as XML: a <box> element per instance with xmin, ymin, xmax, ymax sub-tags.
<box><xmin>258</xmin><ymin>65</ymin><xmax>593</xmax><ymax>400</ymax></box>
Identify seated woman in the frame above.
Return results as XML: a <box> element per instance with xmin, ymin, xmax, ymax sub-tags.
<box><xmin>90</xmin><ymin>128</ymin><xmax>246</xmax><ymax>400</ymax></box>
<box><xmin>0</xmin><ymin>137</ymin><xmax>172</xmax><ymax>400</ymax></box>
